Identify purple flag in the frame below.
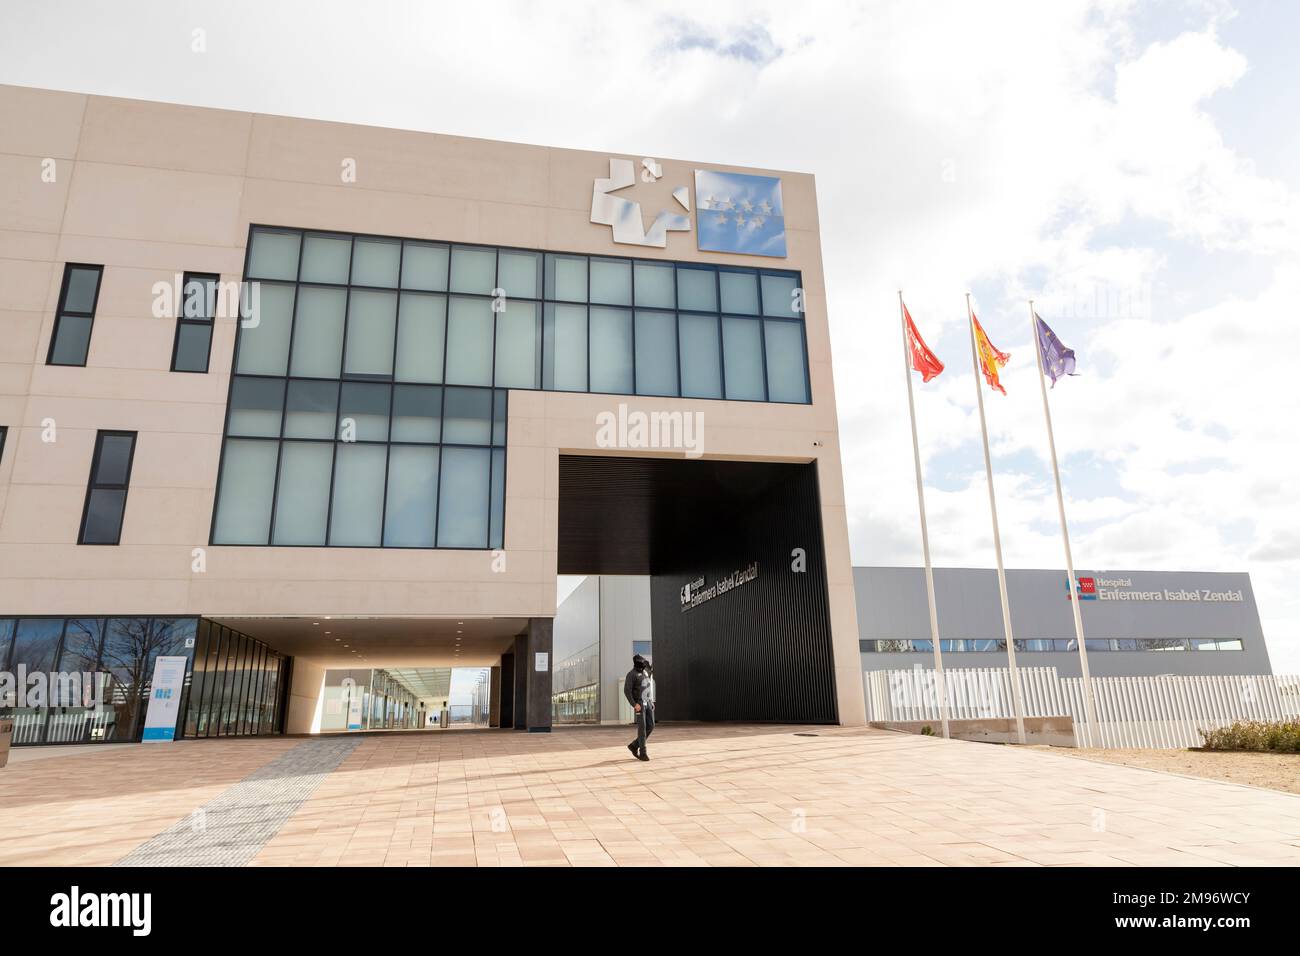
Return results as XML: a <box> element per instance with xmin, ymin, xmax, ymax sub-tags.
<box><xmin>1035</xmin><ymin>313</ymin><xmax>1077</xmax><ymax>387</ymax></box>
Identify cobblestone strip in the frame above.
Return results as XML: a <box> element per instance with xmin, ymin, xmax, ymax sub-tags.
<box><xmin>115</xmin><ymin>737</ymin><xmax>360</xmax><ymax>867</ymax></box>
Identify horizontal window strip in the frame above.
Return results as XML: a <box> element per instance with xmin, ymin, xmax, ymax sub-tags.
<box><xmin>235</xmin><ymin>225</ymin><xmax>810</xmax><ymax>405</ymax></box>
<box><xmin>860</xmin><ymin>638</ymin><xmax>1246</xmax><ymax>653</ymax></box>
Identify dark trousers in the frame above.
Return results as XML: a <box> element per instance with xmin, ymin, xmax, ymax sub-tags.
<box><xmin>633</xmin><ymin>704</ymin><xmax>655</xmax><ymax>753</ymax></box>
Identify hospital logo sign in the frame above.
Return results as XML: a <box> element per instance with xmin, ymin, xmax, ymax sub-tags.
<box><xmin>1068</xmin><ymin>576</ymin><xmax>1243</xmax><ymax>603</ymax></box>
<box><xmin>590</xmin><ymin>158</ymin><xmax>787</xmax><ymax>258</ymax></box>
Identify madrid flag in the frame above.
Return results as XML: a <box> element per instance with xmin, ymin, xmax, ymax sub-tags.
<box><xmin>904</xmin><ymin>303</ymin><xmax>945</xmax><ymax>382</ymax></box>
<box><xmin>972</xmin><ymin>313</ymin><xmax>1010</xmax><ymax>395</ymax></box>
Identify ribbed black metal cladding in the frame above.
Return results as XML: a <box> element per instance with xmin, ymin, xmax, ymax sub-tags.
<box><xmin>558</xmin><ymin>455</ymin><xmax>837</xmax><ymax>724</ymax></box>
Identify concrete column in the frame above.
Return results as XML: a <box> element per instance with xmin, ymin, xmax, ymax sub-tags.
<box><xmin>512</xmin><ymin>633</ymin><xmax>528</xmax><ymax>729</ymax></box>
<box><xmin>524</xmin><ymin>617</ymin><xmax>553</xmax><ymax>733</ymax></box>
<box><xmin>488</xmin><ymin>665</ymin><xmax>501</xmax><ymax>728</ymax></box>
<box><xmin>499</xmin><ymin>652</ymin><xmax>514</xmax><ymax>730</ymax></box>
<box><xmin>283</xmin><ymin>657</ymin><xmax>327</xmax><ymax>735</ymax></box>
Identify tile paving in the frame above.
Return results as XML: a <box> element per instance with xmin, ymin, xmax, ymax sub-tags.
<box><xmin>1</xmin><ymin>724</ymin><xmax>1297</xmax><ymax>867</ymax></box>
<box><xmin>115</xmin><ymin>737</ymin><xmax>360</xmax><ymax>866</ymax></box>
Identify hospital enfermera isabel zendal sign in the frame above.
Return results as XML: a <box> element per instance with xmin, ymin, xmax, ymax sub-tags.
<box><xmin>591</xmin><ymin>157</ymin><xmax>788</xmax><ymax>258</ymax></box>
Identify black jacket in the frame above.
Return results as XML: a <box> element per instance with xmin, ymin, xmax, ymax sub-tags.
<box><xmin>623</xmin><ymin>668</ymin><xmax>653</xmax><ymax>707</ymax></box>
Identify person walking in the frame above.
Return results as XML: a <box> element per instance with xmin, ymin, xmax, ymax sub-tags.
<box><xmin>623</xmin><ymin>654</ymin><xmax>654</xmax><ymax>761</ymax></box>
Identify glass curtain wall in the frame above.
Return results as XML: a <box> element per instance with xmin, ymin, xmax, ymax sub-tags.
<box><xmin>467</xmin><ymin>670</ymin><xmax>491</xmax><ymax>726</ymax></box>
<box><xmin>0</xmin><ymin>616</ymin><xmax>197</xmax><ymax>745</ymax></box>
<box><xmin>320</xmin><ymin>668</ymin><xmax>420</xmax><ymax>731</ymax></box>
<box><xmin>861</xmin><ymin>637</ymin><xmax>1248</xmax><ymax>653</ymax></box>
<box><xmin>210</xmin><ymin>226</ymin><xmax>809</xmax><ymax>551</ymax></box>
<box><xmin>367</xmin><ymin>669</ymin><xmax>420</xmax><ymax>730</ymax></box>
<box><xmin>552</xmin><ymin>641</ymin><xmax>601</xmax><ymax>724</ymax></box>
<box><xmin>181</xmin><ymin>619</ymin><xmax>288</xmax><ymax>739</ymax></box>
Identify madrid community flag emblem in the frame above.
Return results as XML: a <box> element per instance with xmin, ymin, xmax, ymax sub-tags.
<box><xmin>904</xmin><ymin>303</ymin><xmax>944</xmax><ymax>382</ymax></box>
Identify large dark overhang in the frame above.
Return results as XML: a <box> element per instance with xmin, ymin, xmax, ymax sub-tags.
<box><xmin>557</xmin><ymin>454</ymin><xmax>813</xmax><ymax>575</ymax></box>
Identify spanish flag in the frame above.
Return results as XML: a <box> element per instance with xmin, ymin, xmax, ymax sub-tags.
<box><xmin>972</xmin><ymin>313</ymin><xmax>1010</xmax><ymax>395</ymax></box>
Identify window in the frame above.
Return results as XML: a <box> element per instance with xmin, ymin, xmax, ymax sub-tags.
<box><xmin>678</xmin><ymin>314</ymin><xmax>722</xmax><ymax>398</ymax></box>
<box><xmin>722</xmin><ymin>316</ymin><xmax>765</xmax><ymax>400</ymax></box>
<box><xmin>635</xmin><ymin>310</ymin><xmax>678</xmax><ymax>396</ymax></box>
<box><xmin>47</xmin><ymin>263</ymin><xmax>103</xmax><ymax>366</ymax></box>
<box><xmin>213</xmin><ymin>225</ymin><xmax>815</xmax><ymax>550</ymax></box>
<box><xmin>589</xmin><ymin>306</ymin><xmax>633</xmax><ymax>393</ymax></box>
<box><xmin>171</xmin><ymin>272</ymin><xmax>219</xmax><ymax>372</ymax></box>
<box><xmin>79</xmin><ymin>431</ymin><xmax>137</xmax><ymax>545</ymax></box>
<box><xmin>859</xmin><ymin>637</ymin><xmax>1246</xmax><ymax>653</ymax></box>
<box><xmin>764</xmin><ymin>320</ymin><xmax>809</xmax><ymax>403</ymax></box>
<box><xmin>0</xmin><ymin>616</ymin><xmax>204</xmax><ymax>745</ymax></box>
<box><xmin>234</xmin><ymin>226</ymin><xmax>809</xmax><ymax>404</ymax></box>
<box><xmin>8</xmin><ymin>619</ymin><xmax>65</xmax><ymax>744</ymax></box>
<box><xmin>212</xmin><ymin>376</ymin><xmax>506</xmax><ymax>549</ymax></box>
<box><xmin>212</xmin><ymin>439</ymin><xmax>278</xmax><ymax>545</ymax></box>
<box><xmin>543</xmin><ymin>303</ymin><xmax>586</xmax><ymax>391</ymax></box>
<box><xmin>183</xmin><ymin>620</ymin><xmax>284</xmax><ymax>740</ymax></box>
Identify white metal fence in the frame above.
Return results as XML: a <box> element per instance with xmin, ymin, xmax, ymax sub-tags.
<box><xmin>864</xmin><ymin>667</ymin><xmax>1300</xmax><ymax>749</ymax></box>
<box><xmin>864</xmin><ymin>666</ymin><xmax>1071</xmax><ymax>722</ymax></box>
<box><xmin>8</xmin><ymin>709</ymin><xmax>118</xmax><ymax>745</ymax></box>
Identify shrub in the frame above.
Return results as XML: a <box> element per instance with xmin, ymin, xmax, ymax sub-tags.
<box><xmin>920</xmin><ymin>724</ymin><xmax>935</xmax><ymax>736</ymax></box>
<box><xmin>1199</xmin><ymin>720</ymin><xmax>1300</xmax><ymax>753</ymax></box>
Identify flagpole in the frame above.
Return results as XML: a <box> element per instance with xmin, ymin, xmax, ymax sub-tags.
<box><xmin>1029</xmin><ymin>300</ymin><xmax>1099</xmax><ymax>744</ymax></box>
<box><xmin>967</xmin><ymin>293</ymin><xmax>1027</xmax><ymax>744</ymax></box>
<box><xmin>899</xmin><ymin>292</ymin><xmax>950</xmax><ymax>739</ymax></box>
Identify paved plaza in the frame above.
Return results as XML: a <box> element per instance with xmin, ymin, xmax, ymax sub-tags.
<box><xmin>2</xmin><ymin>725</ymin><xmax>1298</xmax><ymax>867</ymax></box>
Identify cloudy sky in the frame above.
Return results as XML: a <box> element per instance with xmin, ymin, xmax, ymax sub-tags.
<box><xmin>2</xmin><ymin>0</ymin><xmax>1296</xmax><ymax>670</ymax></box>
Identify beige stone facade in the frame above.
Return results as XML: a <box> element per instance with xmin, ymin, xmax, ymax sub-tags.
<box><xmin>0</xmin><ymin>84</ymin><xmax>864</xmax><ymax>725</ymax></box>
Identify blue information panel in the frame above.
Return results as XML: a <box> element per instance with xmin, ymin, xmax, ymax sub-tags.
<box><xmin>141</xmin><ymin>655</ymin><xmax>188</xmax><ymax>742</ymax></box>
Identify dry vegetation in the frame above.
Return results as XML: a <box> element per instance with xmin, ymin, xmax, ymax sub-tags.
<box><xmin>1057</xmin><ymin>746</ymin><xmax>1300</xmax><ymax>795</ymax></box>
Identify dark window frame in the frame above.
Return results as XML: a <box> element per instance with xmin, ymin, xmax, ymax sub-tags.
<box><xmin>1</xmin><ymin>614</ymin><xmax>203</xmax><ymax>747</ymax></box>
<box><xmin>236</xmin><ymin>224</ymin><xmax>808</xmax><ymax>405</ymax></box>
<box><xmin>859</xmin><ymin>637</ymin><xmax>1247</xmax><ymax>653</ymax></box>
<box><xmin>47</xmin><ymin>263</ymin><xmax>104</xmax><ymax>367</ymax></box>
<box><xmin>210</xmin><ymin>224</ymin><xmax>812</xmax><ymax>551</ymax></box>
<box><xmin>170</xmin><ymin>271</ymin><xmax>220</xmax><ymax>373</ymax></box>
<box><xmin>77</xmin><ymin>430</ymin><xmax>138</xmax><ymax>546</ymax></box>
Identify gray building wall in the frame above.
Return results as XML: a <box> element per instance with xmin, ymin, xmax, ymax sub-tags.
<box><xmin>598</xmin><ymin>576</ymin><xmax>652</xmax><ymax>723</ymax></box>
<box><xmin>552</xmin><ymin>575</ymin><xmax>652</xmax><ymax>724</ymax></box>
<box><xmin>553</xmin><ymin>577</ymin><xmax>600</xmax><ymax>665</ymax></box>
<box><xmin>856</xmin><ymin>567</ymin><xmax>1273</xmax><ymax>677</ymax></box>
